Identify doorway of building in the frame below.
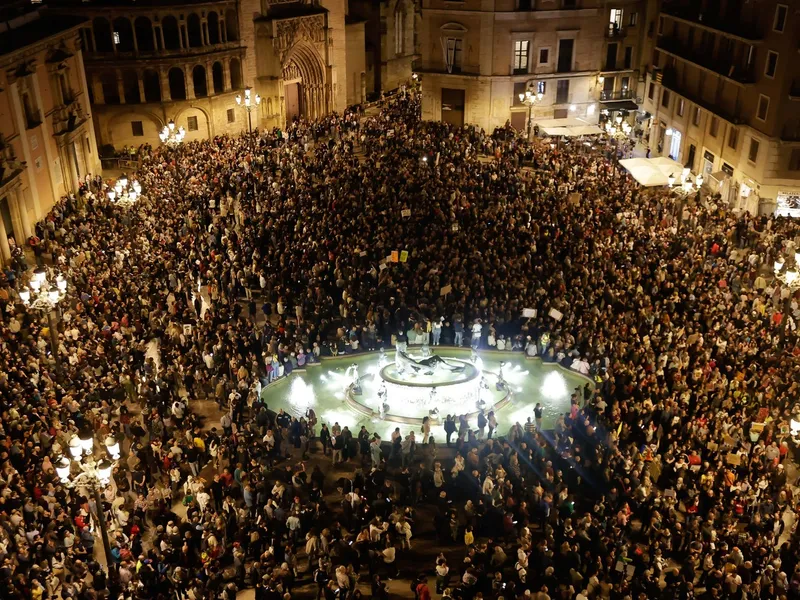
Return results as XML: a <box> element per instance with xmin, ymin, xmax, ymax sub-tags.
<box><xmin>285</xmin><ymin>82</ymin><xmax>301</xmax><ymax>124</ymax></box>
<box><xmin>441</xmin><ymin>88</ymin><xmax>465</xmax><ymax>127</ymax></box>
<box><xmin>510</xmin><ymin>111</ymin><xmax>526</xmax><ymax>133</ymax></box>
<box><xmin>0</xmin><ymin>197</ymin><xmax>15</xmax><ymax>249</ymax></box>
<box><xmin>669</xmin><ymin>129</ymin><xmax>682</xmax><ymax>162</ymax></box>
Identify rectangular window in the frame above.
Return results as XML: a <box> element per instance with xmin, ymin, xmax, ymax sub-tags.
<box><xmin>710</xmin><ymin>116</ymin><xmax>719</xmax><ymax>137</ymax></box>
<box><xmin>774</xmin><ymin>4</ymin><xmax>788</xmax><ymax>32</ymax></box>
<box><xmin>624</xmin><ymin>46</ymin><xmax>633</xmax><ymax>69</ymax></box>
<box><xmin>728</xmin><ymin>127</ymin><xmax>738</xmax><ymax>149</ymax></box>
<box><xmin>629</xmin><ymin>11</ymin><xmax>638</xmax><ymax>26</ymax></box>
<box><xmin>187</xmin><ymin>116</ymin><xmax>198</xmax><ymax>131</ymax></box>
<box><xmin>537</xmin><ymin>81</ymin><xmax>547</xmax><ymax>95</ymax></box>
<box><xmin>722</xmin><ymin>162</ymin><xmax>734</xmax><ymax>176</ymax></box>
<box><xmin>227</xmin><ymin>108</ymin><xmax>235</xmax><ymax>123</ymax></box>
<box><xmin>648</xmin><ymin>82</ymin><xmax>655</xmax><ymax>99</ymax></box>
<box><xmin>658</xmin><ymin>16</ymin><xmax>664</xmax><ymax>35</ymax></box>
<box><xmin>113</xmin><ymin>31</ymin><xmax>120</xmax><ymax>45</ymax></box>
<box><xmin>131</xmin><ymin>121</ymin><xmax>144</xmax><ymax>136</ymax></box>
<box><xmin>610</xmin><ymin>8</ymin><xmax>623</xmax><ymax>28</ymax></box>
<box><xmin>539</xmin><ymin>48</ymin><xmax>550</xmax><ymax>64</ymax></box>
<box><xmin>514</xmin><ymin>40</ymin><xmax>530</xmax><ymax>73</ymax></box>
<box><xmin>757</xmin><ymin>95</ymin><xmax>769</xmax><ymax>121</ymax></box>
<box><xmin>556</xmin><ymin>79</ymin><xmax>570</xmax><ymax>104</ymax></box>
<box><xmin>444</xmin><ymin>37</ymin><xmax>463</xmax><ymax>73</ymax></box>
<box><xmin>557</xmin><ymin>38</ymin><xmax>574</xmax><ymax>72</ymax></box>
<box><xmin>677</xmin><ymin>98</ymin><xmax>685</xmax><ymax>117</ymax></box>
<box><xmin>513</xmin><ymin>82</ymin><xmax>526</xmax><ymax>105</ymax></box>
<box><xmin>748</xmin><ymin>139</ymin><xmax>760</xmax><ymax>163</ymax></box>
<box><xmin>693</xmin><ymin>106</ymin><xmax>701</xmax><ymax>126</ymax></box>
<box><xmin>30</xmin><ymin>134</ymin><xmax>38</xmax><ymax>150</ymax></box>
<box><xmin>621</xmin><ymin>76</ymin><xmax>629</xmax><ymax>90</ymax></box>
<box><xmin>765</xmin><ymin>51</ymin><xmax>778</xmax><ymax>78</ymax></box>
<box><xmin>790</xmin><ymin>149</ymin><xmax>800</xmax><ymax>171</ymax></box>
<box><xmin>661</xmin><ymin>89</ymin><xmax>670</xmax><ymax>108</ymax></box>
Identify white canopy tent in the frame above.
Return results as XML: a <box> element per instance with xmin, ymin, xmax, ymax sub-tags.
<box><xmin>618</xmin><ymin>156</ymin><xmax>686</xmax><ymax>187</ymax></box>
<box><xmin>535</xmin><ymin>117</ymin><xmax>604</xmax><ymax>138</ymax></box>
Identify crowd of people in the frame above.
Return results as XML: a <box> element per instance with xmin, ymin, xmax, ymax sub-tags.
<box><xmin>1</xmin><ymin>84</ymin><xmax>800</xmax><ymax>600</ymax></box>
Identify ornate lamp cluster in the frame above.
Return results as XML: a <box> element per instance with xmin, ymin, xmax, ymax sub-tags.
<box><xmin>667</xmin><ymin>167</ymin><xmax>704</xmax><ymax>196</ymax></box>
<box><xmin>159</xmin><ymin>119</ymin><xmax>186</xmax><ymax>147</ymax></box>
<box><xmin>106</xmin><ymin>174</ymin><xmax>142</xmax><ymax>205</ymax></box>
<box><xmin>604</xmin><ymin>113</ymin><xmax>632</xmax><ymax>138</ymax></box>
<box><xmin>55</xmin><ymin>432</ymin><xmax>121</xmax><ymax>489</ymax></box>
<box><xmin>19</xmin><ymin>266</ymin><xmax>67</xmax><ymax>310</ymax></box>
<box><xmin>774</xmin><ymin>241</ymin><xmax>800</xmax><ymax>290</ymax></box>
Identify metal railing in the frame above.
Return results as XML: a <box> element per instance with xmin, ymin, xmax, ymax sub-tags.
<box><xmin>600</xmin><ymin>89</ymin><xmax>635</xmax><ymax>101</ymax></box>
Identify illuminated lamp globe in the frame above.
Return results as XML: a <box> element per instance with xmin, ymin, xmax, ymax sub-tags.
<box><xmin>19</xmin><ymin>288</ymin><xmax>31</xmax><ymax>304</ymax></box>
<box><xmin>97</xmin><ymin>459</ymin><xmax>113</xmax><ymax>485</ymax></box>
<box><xmin>105</xmin><ymin>436</ymin><xmax>120</xmax><ymax>460</ymax></box>
<box><xmin>56</xmin><ymin>457</ymin><xmax>72</xmax><ymax>483</ymax></box>
<box><xmin>48</xmin><ymin>287</ymin><xmax>60</xmax><ymax>304</ymax></box>
<box><xmin>79</xmin><ymin>432</ymin><xmax>94</xmax><ymax>453</ymax></box>
<box><xmin>68</xmin><ymin>436</ymin><xmax>82</xmax><ymax>459</ymax></box>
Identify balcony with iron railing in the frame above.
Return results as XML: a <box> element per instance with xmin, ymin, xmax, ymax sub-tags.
<box><xmin>84</xmin><ymin>41</ymin><xmax>242</xmax><ymax>63</ymax></box>
<box><xmin>659</xmin><ymin>66</ymin><xmax>747</xmax><ymax>125</ymax></box>
<box><xmin>656</xmin><ymin>36</ymin><xmax>756</xmax><ymax>85</ymax></box>
<box><xmin>606</xmin><ymin>25</ymin><xmax>626</xmax><ymax>39</ymax></box>
<box><xmin>661</xmin><ymin>6</ymin><xmax>763</xmax><ymax>42</ymax></box>
<box><xmin>600</xmin><ymin>89</ymin><xmax>635</xmax><ymax>102</ymax></box>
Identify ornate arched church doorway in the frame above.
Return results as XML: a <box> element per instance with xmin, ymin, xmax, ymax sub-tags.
<box><xmin>281</xmin><ymin>41</ymin><xmax>326</xmax><ymax>123</ymax></box>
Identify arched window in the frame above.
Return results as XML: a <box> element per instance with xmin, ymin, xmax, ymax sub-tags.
<box><xmin>394</xmin><ymin>1</ymin><xmax>407</xmax><ymax>56</ymax></box>
<box><xmin>225</xmin><ymin>9</ymin><xmax>239</xmax><ymax>41</ymax></box>
<box><xmin>207</xmin><ymin>12</ymin><xmax>220</xmax><ymax>45</ymax></box>
<box><xmin>168</xmin><ymin>67</ymin><xmax>186</xmax><ymax>100</ymax></box>
<box><xmin>134</xmin><ymin>17</ymin><xmax>155</xmax><ymax>52</ymax></box>
<box><xmin>187</xmin><ymin>13</ymin><xmax>202</xmax><ymax>47</ymax></box>
<box><xmin>162</xmin><ymin>15</ymin><xmax>180</xmax><ymax>50</ymax></box>
<box><xmin>143</xmin><ymin>70</ymin><xmax>161</xmax><ymax>102</ymax></box>
<box><xmin>193</xmin><ymin>65</ymin><xmax>208</xmax><ymax>97</ymax></box>
<box><xmin>112</xmin><ymin>17</ymin><xmax>135</xmax><ymax>53</ymax></box>
<box><xmin>229</xmin><ymin>57</ymin><xmax>242</xmax><ymax>90</ymax></box>
<box><xmin>100</xmin><ymin>71</ymin><xmax>120</xmax><ymax>104</ymax></box>
<box><xmin>121</xmin><ymin>69</ymin><xmax>140</xmax><ymax>103</ymax></box>
<box><xmin>93</xmin><ymin>17</ymin><xmax>113</xmax><ymax>52</ymax></box>
<box><xmin>212</xmin><ymin>62</ymin><xmax>224</xmax><ymax>94</ymax></box>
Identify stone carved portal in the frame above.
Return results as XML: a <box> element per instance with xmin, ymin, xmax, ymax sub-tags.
<box><xmin>275</xmin><ymin>15</ymin><xmax>329</xmax><ymax>123</ymax></box>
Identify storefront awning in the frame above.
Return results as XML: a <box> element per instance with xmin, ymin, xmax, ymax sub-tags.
<box><xmin>618</xmin><ymin>156</ymin><xmax>686</xmax><ymax>187</ymax></box>
<box><xmin>602</xmin><ymin>100</ymin><xmax>639</xmax><ymax>111</ymax></box>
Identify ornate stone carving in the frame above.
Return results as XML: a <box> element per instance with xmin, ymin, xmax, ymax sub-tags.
<box><xmin>275</xmin><ymin>15</ymin><xmax>325</xmax><ymax>55</ymax></box>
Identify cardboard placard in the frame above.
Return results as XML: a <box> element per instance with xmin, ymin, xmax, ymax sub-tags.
<box><xmin>440</xmin><ymin>285</ymin><xmax>452</xmax><ymax>296</ymax></box>
<box><xmin>399</xmin><ymin>250</ymin><xmax>408</xmax><ymax>263</ymax></box>
<box><xmin>359</xmin><ymin>251</ymin><xmax>367</xmax><ymax>257</ymax></box>
<box><xmin>379</xmin><ymin>263</ymin><xmax>387</xmax><ymax>271</ymax></box>
<box><xmin>726</xmin><ymin>453</ymin><xmax>742</xmax><ymax>466</ymax></box>
<box><xmin>390</xmin><ymin>251</ymin><xmax>399</xmax><ymax>263</ymax></box>
<box><xmin>522</xmin><ymin>308</ymin><xmax>536</xmax><ymax>318</ymax></box>
<box><xmin>401</xmin><ymin>209</ymin><xmax>411</xmax><ymax>218</ymax></box>
<box><xmin>548</xmin><ymin>308</ymin><xmax>564</xmax><ymax>321</ymax></box>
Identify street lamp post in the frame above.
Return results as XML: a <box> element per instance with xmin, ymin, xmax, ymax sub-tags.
<box><xmin>18</xmin><ymin>266</ymin><xmax>67</xmax><ymax>374</ymax></box>
<box><xmin>667</xmin><ymin>168</ymin><xmax>704</xmax><ymax>231</ymax></box>
<box><xmin>159</xmin><ymin>119</ymin><xmax>186</xmax><ymax>147</ymax></box>
<box><xmin>774</xmin><ymin>241</ymin><xmax>800</xmax><ymax>345</ymax></box>
<box><xmin>56</xmin><ymin>432</ymin><xmax>121</xmax><ymax>582</ymax></box>
<box><xmin>106</xmin><ymin>174</ymin><xmax>142</xmax><ymax>205</ymax></box>
<box><xmin>236</xmin><ymin>86</ymin><xmax>261</xmax><ymax>133</ymax></box>
<box><xmin>518</xmin><ymin>84</ymin><xmax>543</xmax><ymax>139</ymax></box>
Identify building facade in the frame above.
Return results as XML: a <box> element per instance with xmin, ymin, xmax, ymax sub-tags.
<box><xmin>46</xmin><ymin>0</ymin><xmax>416</xmax><ymax>153</ymax></box>
<box><xmin>0</xmin><ymin>8</ymin><xmax>100</xmax><ymax>267</ymax></box>
<box><xmin>640</xmin><ymin>0</ymin><xmax>800</xmax><ymax>214</ymax></box>
<box><xmin>418</xmin><ymin>0</ymin><xmax>648</xmax><ymax>133</ymax></box>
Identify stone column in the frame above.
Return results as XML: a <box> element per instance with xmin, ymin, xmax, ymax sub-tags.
<box><xmin>222</xmin><ymin>59</ymin><xmax>231</xmax><ymax>91</ymax></box>
<box><xmin>184</xmin><ymin>65</ymin><xmax>195</xmax><ymax>99</ymax></box>
<box><xmin>0</xmin><ymin>209</ymin><xmax>11</xmax><ymax>267</ymax></box>
<box><xmin>90</xmin><ymin>73</ymin><xmax>105</xmax><ymax>104</ymax></box>
<box><xmin>219</xmin><ymin>19</ymin><xmax>225</xmax><ymax>43</ymax></box>
<box><xmin>157</xmin><ymin>25</ymin><xmax>165</xmax><ymax>50</ymax></box>
<box><xmin>179</xmin><ymin>24</ymin><xmax>185</xmax><ymax>49</ymax></box>
<box><xmin>10</xmin><ymin>187</ymin><xmax>32</xmax><ymax>242</ymax></box>
<box><xmin>206</xmin><ymin>60</ymin><xmax>214</xmax><ymax>94</ymax></box>
<box><xmin>116</xmin><ymin>70</ymin><xmax>126</xmax><ymax>103</ymax></box>
<box><xmin>87</xmin><ymin>27</ymin><xmax>96</xmax><ymax>53</ymax></box>
<box><xmin>159</xmin><ymin>68</ymin><xmax>171</xmax><ymax>101</ymax></box>
<box><xmin>131</xmin><ymin>17</ymin><xmax>139</xmax><ymax>52</ymax></box>
<box><xmin>111</xmin><ymin>21</ymin><xmax>117</xmax><ymax>53</ymax></box>
<box><xmin>201</xmin><ymin>20</ymin><xmax>209</xmax><ymax>46</ymax></box>
<box><xmin>138</xmin><ymin>71</ymin><xmax>146</xmax><ymax>103</ymax></box>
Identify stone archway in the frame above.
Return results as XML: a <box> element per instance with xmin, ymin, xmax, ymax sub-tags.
<box><xmin>281</xmin><ymin>41</ymin><xmax>326</xmax><ymax>123</ymax></box>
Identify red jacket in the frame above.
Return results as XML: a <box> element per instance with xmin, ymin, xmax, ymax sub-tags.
<box><xmin>416</xmin><ymin>583</ymin><xmax>431</xmax><ymax>600</ymax></box>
